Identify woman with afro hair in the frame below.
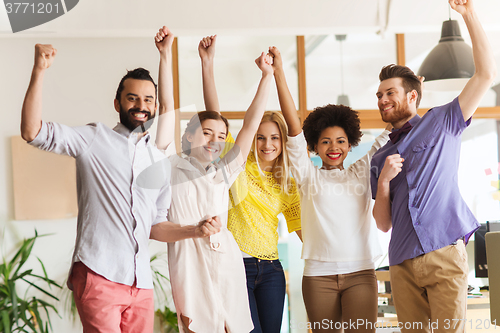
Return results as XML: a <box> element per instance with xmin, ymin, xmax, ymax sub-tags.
<box><xmin>269</xmin><ymin>46</ymin><xmax>391</xmax><ymax>333</ymax></box>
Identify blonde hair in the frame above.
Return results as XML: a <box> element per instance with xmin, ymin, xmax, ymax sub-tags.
<box><xmin>252</xmin><ymin>111</ymin><xmax>292</xmax><ymax>193</ymax></box>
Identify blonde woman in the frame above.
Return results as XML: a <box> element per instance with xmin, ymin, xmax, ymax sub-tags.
<box><xmin>198</xmin><ymin>35</ymin><xmax>302</xmax><ymax>333</ymax></box>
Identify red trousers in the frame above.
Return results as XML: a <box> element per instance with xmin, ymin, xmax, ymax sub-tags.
<box><xmin>70</xmin><ymin>262</ymin><xmax>154</xmax><ymax>333</ymax></box>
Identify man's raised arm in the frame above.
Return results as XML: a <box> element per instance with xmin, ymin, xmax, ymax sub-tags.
<box><xmin>21</xmin><ymin>44</ymin><xmax>57</xmax><ymax>142</ymax></box>
<box><xmin>452</xmin><ymin>0</ymin><xmax>497</xmax><ymax>121</ymax></box>
<box><xmin>154</xmin><ymin>26</ymin><xmax>176</xmax><ymax>150</ymax></box>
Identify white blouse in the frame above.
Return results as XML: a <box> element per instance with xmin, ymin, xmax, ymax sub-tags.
<box><xmin>165</xmin><ymin>146</ymin><xmax>253</xmax><ymax>333</ymax></box>
<box><xmin>286</xmin><ymin>131</ymin><xmax>390</xmax><ymax>276</ymax></box>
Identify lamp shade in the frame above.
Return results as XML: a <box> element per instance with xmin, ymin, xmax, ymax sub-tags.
<box><xmin>337</xmin><ymin>94</ymin><xmax>350</xmax><ymax>106</ymax></box>
<box><xmin>417</xmin><ymin>20</ymin><xmax>474</xmax><ymax>82</ymax></box>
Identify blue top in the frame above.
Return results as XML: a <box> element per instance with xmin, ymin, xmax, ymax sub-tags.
<box><xmin>370</xmin><ymin>97</ymin><xmax>479</xmax><ymax>266</ymax></box>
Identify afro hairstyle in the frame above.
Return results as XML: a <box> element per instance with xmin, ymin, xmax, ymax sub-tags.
<box><xmin>302</xmin><ymin>104</ymin><xmax>362</xmax><ymax>153</ymax></box>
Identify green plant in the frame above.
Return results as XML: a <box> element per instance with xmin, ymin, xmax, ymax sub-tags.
<box><xmin>0</xmin><ymin>230</ymin><xmax>62</xmax><ymax>333</ymax></box>
<box><xmin>155</xmin><ymin>307</ymin><xmax>178</xmax><ymax>333</ymax></box>
<box><xmin>150</xmin><ymin>252</ymin><xmax>178</xmax><ymax>333</ymax></box>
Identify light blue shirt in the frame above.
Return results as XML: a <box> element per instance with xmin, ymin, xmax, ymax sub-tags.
<box><xmin>30</xmin><ymin>121</ymin><xmax>171</xmax><ymax>289</ymax></box>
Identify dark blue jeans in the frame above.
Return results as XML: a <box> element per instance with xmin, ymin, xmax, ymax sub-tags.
<box><xmin>244</xmin><ymin>257</ymin><xmax>286</xmax><ymax>333</ymax></box>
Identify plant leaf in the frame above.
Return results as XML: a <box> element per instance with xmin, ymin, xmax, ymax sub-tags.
<box><xmin>19</xmin><ymin>278</ymin><xmax>60</xmax><ymax>301</ymax></box>
<box><xmin>30</xmin><ymin>300</ymin><xmax>44</xmax><ymax>333</ymax></box>
<box><xmin>8</xmin><ymin>280</ymin><xmax>19</xmax><ymax>324</ymax></box>
<box><xmin>1</xmin><ymin>309</ymin><xmax>12</xmax><ymax>333</ymax></box>
<box><xmin>12</xmin><ymin>269</ymin><xmax>33</xmax><ymax>281</ymax></box>
<box><xmin>25</xmin><ymin>274</ymin><xmax>62</xmax><ymax>289</ymax></box>
<box><xmin>35</xmin><ymin>258</ymin><xmax>52</xmax><ymax>290</ymax></box>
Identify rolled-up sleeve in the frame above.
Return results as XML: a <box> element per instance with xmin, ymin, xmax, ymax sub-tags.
<box><xmin>29</xmin><ymin>121</ymin><xmax>97</xmax><ymax>158</ymax></box>
<box><xmin>153</xmin><ymin>182</ymin><xmax>171</xmax><ymax>225</ymax></box>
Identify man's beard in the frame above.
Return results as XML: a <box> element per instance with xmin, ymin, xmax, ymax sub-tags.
<box><xmin>119</xmin><ymin>104</ymin><xmax>155</xmax><ymax>132</ymax></box>
<box><xmin>380</xmin><ymin>98</ymin><xmax>413</xmax><ymax>124</ymax></box>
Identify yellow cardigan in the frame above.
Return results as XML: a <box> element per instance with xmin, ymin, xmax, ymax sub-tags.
<box><xmin>227</xmin><ymin>152</ymin><xmax>301</xmax><ymax>260</ymax></box>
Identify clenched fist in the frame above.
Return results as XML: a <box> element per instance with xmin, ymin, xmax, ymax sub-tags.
<box><xmin>380</xmin><ymin>154</ymin><xmax>404</xmax><ymax>184</ymax></box>
<box><xmin>198</xmin><ymin>35</ymin><xmax>217</xmax><ymax>62</ymax></box>
<box><xmin>255</xmin><ymin>52</ymin><xmax>273</xmax><ymax>76</ymax></box>
<box><xmin>155</xmin><ymin>26</ymin><xmax>174</xmax><ymax>53</ymax></box>
<box><xmin>267</xmin><ymin>46</ymin><xmax>283</xmax><ymax>73</ymax></box>
<box><xmin>194</xmin><ymin>216</ymin><xmax>222</xmax><ymax>238</ymax></box>
<box><xmin>34</xmin><ymin>44</ymin><xmax>57</xmax><ymax>70</ymax></box>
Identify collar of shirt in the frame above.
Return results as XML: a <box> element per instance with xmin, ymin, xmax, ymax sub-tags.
<box><xmin>113</xmin><ymin>123</ymin><xmax>151</xmax><ymax>145</ymax></box>
<box><xmin>407</xmin><ymin>114</ymin><xmax>421</xmax><ymax>127</ymax></box>
<box><xmin>179</xmin><ymin>155</ymin><xmax>218</xmax><ymax>176</ymax></box>
<box><xmin>387</xmin><ymin>115</ymin><xmax>422</xmax><ymax>146</ymax></box>
<box><xmin>390</xmin><ymin>122</ymin><xmax>412</xmax><ymax>144</ymax></box>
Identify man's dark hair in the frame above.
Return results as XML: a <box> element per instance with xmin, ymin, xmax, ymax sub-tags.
<box><xmin>302</xmin><ymin>104</ymin><xmax>362</xmax><ymax>153</ymax></box>
<box><xmin>115</xmin><ymin>68</ymin><xmax>157</xmax><ymax>102</ymax></box>
<box><xmin>379</xmin><ymin>64</ymin><xmax>422</xmax><ymax>108</ymax></box>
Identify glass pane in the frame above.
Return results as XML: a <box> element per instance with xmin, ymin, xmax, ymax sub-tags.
<box><xmin>459</xmin><ymin>119</ymin><xmax>500</xmax><ymax>222</ymax></box>
<box><xmin>178</xmin><ymin>36</ymin><xmax>298</xmax><ymax>113</ymax></box>
<box><xmin>305</xmin><ymin>33</ymin><xmax>396</xmax><ymax>111</ymax></box>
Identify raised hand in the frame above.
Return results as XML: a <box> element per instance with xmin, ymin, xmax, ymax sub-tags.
<box><xmin>34</xmin><ymin>44</ymin><xmax>57</xmax><ymax>71</ymax></box>
<box><xmin>255</xmin><ymin>52</ymin><xmax>273</xmax><ymax>76</ymax></box>
<box><xmin>449</xmin><ymin>0</ymin><xmax>473</xmax><ymax>16</ymax></box>
<box><xmin>198</xmin><ymin>35</ymin><xmax>217</xmax><ymax>62</ymax></box>
<box><xmin>155</xmin><ymin>26</ymin><xmax>175</xmax><ymax>53</ymax></box>
<box><xmin>195</xmin><ymin>216</ymin><xmax>222</xmax><ymax>238</ymax></box>
<box><xmin>380</xmin><ymin>154</ymin><xmax>404</xmax><ymax>183</ymax></box>
<box><xmin>268</xmin><ymin>46</ymin><xmax>283</xmax><ymax>73</ymax></box>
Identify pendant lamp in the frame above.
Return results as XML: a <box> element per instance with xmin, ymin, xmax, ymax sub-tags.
<box><xmin>335</xmin><ymin>34</ymin><xmax>350</xmax><ymax>106</ymax></box>
<box><xmin>417</xmin><ymin>18</ymin><xmax>474</xmax><ymax>91</ymax></box>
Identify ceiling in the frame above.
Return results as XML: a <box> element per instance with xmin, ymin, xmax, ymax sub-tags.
<box><xmin>2</xmin><ymin>0</ymin><xmax>500</xmax><ymax>111</ymax></box>
<box><xmin>2</xmin><ymin>0</ymin><xmax>500</xmax><ymax>37</ymax></box>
